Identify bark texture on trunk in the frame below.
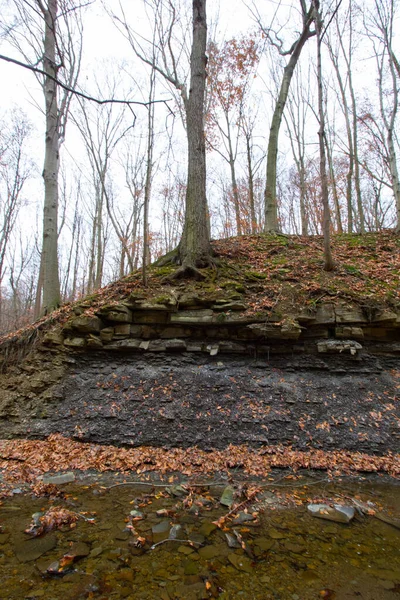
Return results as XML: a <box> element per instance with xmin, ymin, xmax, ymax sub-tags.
<box><xmin>245</xmin><ymin>131</ymin><xmax>257</xmax><ymax>233</ymax></box>
<box><xmin>178</xmin><ymin>0</ymin><xmax>212</xmax><ymax>272</ymax></box>
<box><xmin>328</xmin><ymin>41</ymin><xmax>354</xmax><ymax>232</ymax></box>
<box><xmin>264</xmin><ymin>5</ymin><xmax>314</xmax><ymax>233</ymax></box>
<box><xmin>41</xmin><ymin>0</ymin><xmax>61</xmax><ymax>314</ymax></box>
<box><xmin>325</xmin><ymin>136</ymin><xmax>343</xmax><ymax>233</ymax></box>
<box><xmin>385</xmin><ymin>45</ymin><xmax>400</xmax><ymax>232</ymax></box>
<box><xmin>388</xmin><ymin>126</ymin><xmax>400</xmax><ymax>233</ymax></box>
<box><xmin>142</xmin><ymin>68</ymin><xmax>155</xmax><ymax>286</ymax></box>
<box><xmin>313</xmin><ymin>0</ymin><xmax>334</xmax><ymax>271</ymax></box>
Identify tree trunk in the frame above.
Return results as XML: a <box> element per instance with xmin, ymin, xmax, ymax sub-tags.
<box><xmin>349</xmin><ymin>78</ymin><xmax>364</xmax><ymax>233</ymax></box>
<box><xmin>40</xmin><ymin>0</ymin><xmax>61</xmax><ymax>313</ymax></box>
<box><xmin>245</xmin><ymin>130</ymin><xmax>257</xmax><ymax>233</ymax></box>
<box><xmin>372</xmin><ymin>0</ymin><xmax>400</xmax><ymax>231</ymax></box>
<box><xmin>299</xmin><ymin>157</ymin><xmax>308</xmax><ymax>235</ymax></box>
<box><xmin>264</xmin><ymin>5</ymin><xmax>314</xmax><ymax>232</ymax></box>
<box><xmin>94</xmin><ymin>187</ymin><xmax>104</xmax><ymax>289</ymax></box>
<box><xmin>387</xmin><ymin>133</ymin><xmax>400</xmax><ymax>232</ymax></box>
<box><xmin>328</xmin><ymin>40</ymin><xmax>354</xmax><ymax>232</ymax></box>
<box><xmin>142</xmin><ymin>65</ymin><xmax>156</xmax><ymax>286</ymax></box>
<box><xmin>325</xmin><ymin>133</ymin><xmax>343</xmax><ymax>233</ymax></box>
<box><xmin>178</xmin><ymin>0</ymin><xmax>212</xmax><ymax>274</ymax></box>
<box><xmin>385</xmin><ymin>36</ymin><xmax>400</xmax><ymax>231</ymax></box>
<box><xmin>336</xmin><ymin>2</ymin><xmax>364</xmax><ymax>233</ymax></box>
<box><xmin>313</xmin><ymin>0</ymin><xmax>334</xmax><ymax>271</ymax></box>
<box><xmin>225</xmin><ymin>117</ymin><xmax>242</xmax><ymax>235</ymax></box>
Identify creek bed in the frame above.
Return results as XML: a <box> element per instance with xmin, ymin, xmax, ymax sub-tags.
<box><xmin>0</xmin><ymin>471</ymin><xmax>399</xmax><ymax>599</ymax></box>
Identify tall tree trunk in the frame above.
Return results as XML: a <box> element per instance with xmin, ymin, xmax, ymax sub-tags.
<box><xmin>336</xmin><ymin>1</ymin><xmax>364</xmax><ymax>232</ymax></box>
<box><xmin>325</xmin><ymin>133</ymin><xmax>343</xmax><ymax>233</ymax></box>
<box><xmin>283</xmin><ymin>72</ymin><xmax>310</xmax><ymax>236</ymax></box>
<box><xmin>384</xmin><ymin>33</ymin><xmax>400</xmax><ymax>230</ymax></box>
<box><xmin>299</xmin><ymin>157</ymin><xmax>308</xmax><ymax>235</ymax></box>
<box><xmin>388</xmin><ymin>132</ymin><xmax>400</xmax><ymax>232</ymax></box>
<box><xmin>177</xmin><ymin>0</ymin><xmax>212</xmax><ymax>275</ymax></box>
<box><xmin>87</xmin><ymin>183</ymin><xmax>98</xmax><ymax>292</ymax></box>
<box><xmin>328</xmin><ymin>39</ymin><xmax>354</xmax><ymax>232</ymax></box>
<box><xmin>94</xmin><ymin>188</ymin><xmax>104</xmax><ymax>289</ymax></box>
<box><xmin>245</xmin><ymin>130</ymin><xmax>257</xmax><ymax>233</ymax></box>
<box><xmin>264</xmin><ymin>4</ymin><xmax>315</xmax><ymax>232</ymax></box>
<box><xmin>142</xmin><ymin>65</ymin><xmax>156</xmax><ymax>286</ymax></box>
<box><xmin>225</xmin><ymin>117</ymin><xmax>242</xmax><ymax>235</ymax></box>
<box><xmin>349</xmin><ymin>78</ymin><xmax>364</xmax><ymax>233</ymax></box>
<box><xmin>71</xmin><ymin>215</ymin><xmax>81</xmax><ymax>300</ymax></box>
<box><xmin>313</xmin><ymin>0</ymin><xmax>334</xmax><ymax>271</ymax></box>
<box><xmin>371</xmin><ymin>0</ymin><xmax>400</xmax><ymax>231</ymax></box>
<box><xmin>41</xmin><ymin>0</ymin><xmax>61</xmax><ymax>313</ymax></box>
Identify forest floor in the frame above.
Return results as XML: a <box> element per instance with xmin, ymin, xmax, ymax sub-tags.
<box><xmin>1</xmin><ymin>230</ymin><xmax>399</xmax><ymax>348</ymax></box>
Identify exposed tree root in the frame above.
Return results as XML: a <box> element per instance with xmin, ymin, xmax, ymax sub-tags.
<box><xmin>155</xmin><ymin>244</ymin><xmax>218</xmax><ymax>282</ymax></box>
<box><xmin>166</xmin><ymin>264</ymin><xmax>207</xmax><ymax>281</ymax></box>
<box><xmin>153</xmin><ymin>247</ymin><xmax>180</xmax><ymax>268</ymax></box>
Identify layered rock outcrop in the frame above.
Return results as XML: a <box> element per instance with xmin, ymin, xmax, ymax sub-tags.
<box><xmin>42</xmin><ymin>294</ymin><xmax>400</xmax><ymax>358</ymax></box>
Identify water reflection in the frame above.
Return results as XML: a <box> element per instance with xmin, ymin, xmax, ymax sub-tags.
<box><xmin>0</xmin><ymin>472</ymin><xmax>399</xmax><ymax>599</ymax></box>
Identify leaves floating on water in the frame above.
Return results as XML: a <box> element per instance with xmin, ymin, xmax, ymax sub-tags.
<box><xmin>25</xmin><ymin>506</ymin><xmax>94</xmax><ymax>536</ymax></box>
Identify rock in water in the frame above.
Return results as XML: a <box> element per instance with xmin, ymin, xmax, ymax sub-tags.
<box><xmin>42</xmin><ymin>472</ymin><xmax>76</xmax><ymax>485</ymax></box>
<box><xmin>232</xmin><ymin>511</ymin><xmax>256</xmax><ymax>524</ymax></box>
<box><xmin>220</xmin><ymin>486</ymin><xmax>235</xmax><ymax>507</ymax></box>
<box><xmin>225</xmin><ymin>533</ymin><xmax>241</xmax><ymax>549</ymax></box>
<box><xmin>152</xmin><ymin>520</ymin><xmax>170</xmax><ymax>544</ymax></box>
<box><xmin>169</xmin><ymin>524</ymin><xmax>183</xmax><ymax>540</ymax></box>
<box><xmin>14</xmin><ymin>534</ymin><xmax>57</xmax><ymax>562</ymax></box>
<box><xmin>307</xmin><ymin>504</ymin><xmax>355</xmax><ymax>524</ymax></box>
<box><xmin>166</xmin><ymin>484</ymin><xmax>188</xmax><ymax>497</ymax></box>
<box><xmin>228</xmin><ymin>553</ymin><xmax>253</xmax><ymax>573</ymax></box>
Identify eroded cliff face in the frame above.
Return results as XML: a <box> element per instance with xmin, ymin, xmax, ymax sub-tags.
<box><xmin>0</xmin><ymin>297</ymin><xmax>398</xmax><ymax>454</ymax></box>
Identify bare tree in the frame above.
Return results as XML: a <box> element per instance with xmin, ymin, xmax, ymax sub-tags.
<box><xmin>1</xmin><ymin>0</ymin><xmax>83</xmax><ymax>314</ymax></box>
<box><xmin>111</xmin><ymin>0</ymin><xmax>212</xmax><ymax>277</ymax></box>
<box><xmin>158</xmin><ymin>177</ymin><xmax>185</xmax><ymax>253</ymax></box>
<box><xmin>73</xmin><ymin>74</ymin><xmax>135</xmax><ymax>287</ymax></box>
<box><xmin>358</xmin><ymin>99</ymin><xmax>397</xmax><ymax>229</ymax></box>
<box><xmin>240</xmin><ymin>110</ymin><xmax>265</xmax><ymax>234</ymax></box>
<box><xmin>0</xmin><ymin>109</ymin><xmax>33</xmax><ymax>327</ymax></box>
<box><xmin>313</xmin><ymin>0</ymin><xmax>334</xmax><ymax>271</ymax></box>
<box><xmin>206</xmin><ymin>36</ymin><xmax>259</xmax><ymax>236</ymax></box>
<box><xmin>326</xmin><ymin>1</ymin><xmax>364</xmax><ymax>233</ymax></box>
<box><xmin>284</xmin><ymin>64</ymin><xmax>312</xmax><ymax>235</ymax></box>
<box><xmin>251</xmin><ymin>0</ymin><xmax>315</xmax><ymax>232</ymax></box>
<box><xmin>142</xmin><ymin>40</ymin><xmax>157</xmax><ymax>286</ymax></box>
<box><xmin>366</xmin><ymin>0</ymin><xmax>400</xmax><ymax>231</ymax></box>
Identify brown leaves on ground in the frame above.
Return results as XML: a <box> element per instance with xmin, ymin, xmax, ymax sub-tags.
<box><xmin>1</xmin><ymin>231</ymin><xmax>399</xmax><ymax>349</ymax></box>
<box><xmin>213</xmin><ymin>230</ymin><xmax>400</xmax><ymax>314</ymax></box>
<box><xmin>0</xmin><ymin>434</ymin><xmax>398</xmax><ymax>498</ymax></box>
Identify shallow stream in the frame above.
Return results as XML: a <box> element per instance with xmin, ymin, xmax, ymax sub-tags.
<box><xmin>0</xmin><ymin>471</ymin><xmax>399</xmax><ymax>600</ymax></box>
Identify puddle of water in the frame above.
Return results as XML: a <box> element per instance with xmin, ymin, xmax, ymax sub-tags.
<box><xmin>0</xmin><ymin>473</ymin><xmax>399</xmax><ymax>599</ymax></box>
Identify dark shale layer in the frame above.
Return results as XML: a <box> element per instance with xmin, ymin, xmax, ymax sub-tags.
<box><xmin>0</xmin><ymin>344</ymin><xmax>398</xmax><ymax>454</ymax></box>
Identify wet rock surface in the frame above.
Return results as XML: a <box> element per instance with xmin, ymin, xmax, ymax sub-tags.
<box><xmin>0</xmin><ymin>352</ymin><xmax>398</xmax><ymax>454</ymax></box>
<box><xmin>307</xmin><ymin>504</ymin><xmax>355</xmax><ymax>523</ymax></box>
<box><xmin>14</xmin><ymin>534</ymin><xmax>57</xmax><ymax>562</ymax></box>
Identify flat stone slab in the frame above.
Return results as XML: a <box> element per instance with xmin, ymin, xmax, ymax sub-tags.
<box><xmin>42</xmin><ymin>472</ymin><xmax>76</xmax><ymax>485</ymax></box>
<box><xmin>14</xmin><ymin>534</ymin><xmax>57</xmax><ymax>562</ymax></box>
<box><xmin>307</xmin><ymin>503</ymin><xmax>355</xmax><ymax>524</ymax></box>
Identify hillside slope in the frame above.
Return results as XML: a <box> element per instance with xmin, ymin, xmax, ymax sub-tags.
<box><xmin>0</xmin><ymin>231</ymin><xmax>398</xmax><ymax>459</ymax></box>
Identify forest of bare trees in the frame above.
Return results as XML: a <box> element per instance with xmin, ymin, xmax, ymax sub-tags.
<box><xmin>0</xmin><ymin>0</ymin><xmax>399</xmax><ymax>332</ymax></box>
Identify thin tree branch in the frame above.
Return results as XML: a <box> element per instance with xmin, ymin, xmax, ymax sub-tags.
<box><xmin>0</xmin><ymin>53</ymin><xmax>171</xmax><ymax>108</ymax></box>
